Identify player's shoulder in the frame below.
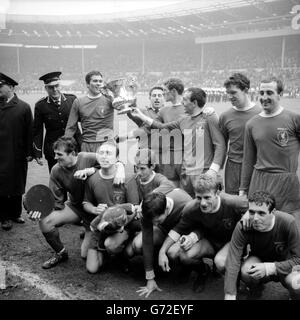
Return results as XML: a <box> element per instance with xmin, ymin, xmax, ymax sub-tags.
<box><xmin>50</xmin><ymin>163</ymin><xmax>62</xmax><ymax>177</ymax></box>
<box><xmin>182</xmin><ymin>199</ymin><xmax>199</xmax><ymax>214</ymax></box>
<box><xmin>275</xmin><ymin>210</ymin><xmax>296</xmax><ymax>225</ymax></box>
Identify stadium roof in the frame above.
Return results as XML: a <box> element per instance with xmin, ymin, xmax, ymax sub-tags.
<box><xmin>0</xmin><ymin>0</ymin><xmax>299</xmax><ymax>41</ymax></box>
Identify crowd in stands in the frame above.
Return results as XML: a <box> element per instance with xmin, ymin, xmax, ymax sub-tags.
<box><xmin>1</xmin><ymin>36</ymin><xmax>299</xmax><ymax>98</ymax></box>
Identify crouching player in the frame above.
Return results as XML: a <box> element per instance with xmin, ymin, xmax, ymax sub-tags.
<box><xmin>129</xmin><ymin>188</ymin><xmax>192</xmax><ymax>297</ymax></box>
<box><xmin>82</xmin><ymin>141</ymin><xmax>141</xmax><ymax>273</ymax></box>
<box><xmin>224</xmin><ymin>191</ymin><xmax>300</xmax><ymax>300</ymax></box>
<box><xmin>27</xmin><ymin>137</ymin><xmax>125</xmax><ymax>269</ymax></box>
<box><xmin>158</xmin><ymin>174</ymin><xmax>248</xmax><ymax>292</ymax></box>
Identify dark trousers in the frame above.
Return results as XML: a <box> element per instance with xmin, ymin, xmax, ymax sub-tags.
<box><xmin>47</xmin><ymin>157</ymin><xmax>57</xmax><ymax>173</ymax></box>
<box><xmin>0</xmin><ymin>195</ymin><xmax>22</xmax><ymax>222</ymax></box>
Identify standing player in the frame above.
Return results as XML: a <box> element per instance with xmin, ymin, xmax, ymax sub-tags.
<box><xmin>158</xmin><ymin>174</ymin><xmax>248</xmax><ymax>292</ymax></box>
<box><xmin>132</xmin><ymin>87</ymin><xmax>226</xmax><ymax>197</ymax></box>
<box><xmin>65</xmin><ymin>70</ymin><xmax>114</xmax><ymax>152</ymax></box>
<box><xmin>225</xmin><ymin>191</ymin><xmax>300</xmax><ymax>300</ymax></box>
<box><xmin>33</xmin><ymin>72</ymin><xmax>81</xmax><ymax>172</ymax></box>
<box><xmin>0</xmin><ymin>73</ymin><xmax>33</xmax><ymax>230</ymax></box>
<box><xmin>119</xmin><ymin>85</ymin><xmax>164</xmax><ymax>159</ymax></box>
<box><xmin>154</xmin><ymin>78</ymin><xmax>186</xmax><ymax>187</ymax></box>
<box><xmin>219</xmin><ymin>73</ymin><xmax>261</xmax><ymax>194</ymax></box>
<box><xmin>239</xmin><ymin>77</ymin><xmax>300</xmax><ymax>214</ymax></box>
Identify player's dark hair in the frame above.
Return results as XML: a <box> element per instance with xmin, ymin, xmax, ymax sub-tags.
<box><xmin>142</xmin><ymin>192</ymin><xmax>167</xmax><ymax>220</ymax></box>
<box><xmin>224</xmin><ymin>73</ymin><xmax>250</xmax><ymax>92</ymax></box>
<box><xmin>53</xmin><ymin>136</ymin><xmax>78</xmax><ymax>154</ymax></box>
<box><xmin>149</xmin><ymin>86</ymin><xmax>164</xmax><ymax>97</ymax></box>
<box><xmin>134</xmin><ymin>148</ymin><xmax>157</xmax><ymax>168</ymax></box>
<box><xmin>248</xmin><ymin>191</ymin><xmax>276</xmax><ymax>213</ymax></box>
<box><xmin>85</xmin><ymin>70</ymin><xmax>103</xmax><ymax>84</ymax></box>
<box><xmin>186</xmin><ymin>87</ymin><xmax>207</xmax><ymax>109</ymax></box>
<box><xmin>260</xmin><ymin>77</ymin><xmax>284</xmax><ymax>95</ymax></box>
<box><xmin>194</xmin><ymin>173</ymin><xmax>222</xmax><ymax>194</ymax></box>
<box><xmin>97</xmin><ymin>141</ymin><xmax>119</xmax><ymax>157</ymax></box>
<box><xmin>163</xmin><ymin>78</ymin><xmax>184</xmax><ymax>95</ymax></box>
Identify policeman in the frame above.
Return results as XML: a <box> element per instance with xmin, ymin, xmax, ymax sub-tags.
<box><xmin>33</xmin><ymin>72</ymin><xmax>81</xmax><ymax>172</ymax></box>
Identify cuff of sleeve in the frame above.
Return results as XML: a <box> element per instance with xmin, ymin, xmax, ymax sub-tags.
<box><xmin>146</xmin><ymin>270</ymin><xmax>155</xmax><ymax>280</ymax></box>
<box><xmin>189</xmin><ymin>232</ymin><xmax>199</xmax><ymax>244</ymax></box>
<box><xmin>264</xmin><ymin>263</ymin><xmax>277</xmax><ymax>276</ymax></box>
<box><xmin>209</xmin><ymin>163</ymin><xmax>220</xmax><ymax>173</ymax></box>
<box><xmin>168</xmin><ymin>230</ymin><xmax>181</xmax><ymax>242</ymax></box>
<box><xmin>224</xmin><ymin>294</ymin><xmax>236</xmax><ymax>300</ymax></box>
<box><xmin>144</xmin><ymin>118</ymin><xmax>153</xmax><ymax>126</ymax></box>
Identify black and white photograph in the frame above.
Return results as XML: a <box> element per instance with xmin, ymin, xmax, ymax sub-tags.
<box><xmin>0</xmin><ymin>0</ymin><xmax>300</xmax><ymax>306</ymax></box>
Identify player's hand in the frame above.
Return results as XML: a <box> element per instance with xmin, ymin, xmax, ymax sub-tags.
<box><xmin>114</xmin><ymin>162</ymin><xmax>125</xmax><ymax>185</ymax></box>
<box><xmin>180</xmin><ymin>233</ymin><xmax>198</xmax><ymax>251</ymax></box>
<box><xmin>136</xmin><ymin>279</ymin><xmax>162</xmax><ymax>298</ymax></box>
<box><xmin>247</xmin><ymin>263</ymin><xmax>266</xmax><ymax>280</ymax></box>
<box><xmin>206</xmin><ymin>169</ymin><xmax>217</xmax><ymax>178</ymax></box>
<box><xmin>239</xmin><ymin>190</ymin><xmax>247</xmax><ymax>198</ymax></box>
<box><xmin>74</xmin><ymin>169</ymin><xmax>88</xmax><ymax>180</ymax></box>
<box><xmin>35</xmin><ymin>158</ymin><xmax>43</xmax><ymax>166</ymax></box>
<box><xmin>158</xmin><ymin>252</ymin><xmax>170</xmax><ymax>272</ymax></box>
<box><xmin>131</xmin><ymin>108</ymin><xmax>146</xmax><ymax>121</ymax></box>
<box><xmin>26</xmin><ymin>156</ymin><xmax>33</xmax><ymax>162</ymax></box>
<box><xmin>203</xmin><ymin>106</ymin><xmax>215</xmax><ymax>116</ymax></box>
<box><xmin>28</xmin><ymin>210</ymin><xmax>42</xmax><ymax>221</ymax></box>
<box><xmin>94</xmin><ymin>203</ymin><xmax>108</xmax><ymax>215</ymax></box>
<box><xmin>240</xmin><ymin>210</ymin><xmax>252</xmax><ymax>231</ymax></box>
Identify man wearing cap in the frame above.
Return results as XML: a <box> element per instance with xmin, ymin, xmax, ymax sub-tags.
<box><xmin>0</xmin><ymin>73</ymin><xmax>33</xmax><ymax>230</ymax></box>
<box><xmin>65</xmin><ymin>70</ymin><xmax>114</xmax><ymax>152</ymax></box>
<box><xmin>33</xmin><ymin>72</ymin><xmax>81</xmax><ymax>172</ymax></box>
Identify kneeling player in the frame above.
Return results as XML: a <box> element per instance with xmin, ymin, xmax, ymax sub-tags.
<box><xmin>224</xmin><ymin>191</ymin><xmax>300</xmax><ymax>300</ymax></box>
<box><xmin>82</xmin><ymin>142</ymin><xmax>140</xmax><ymax>273</ymax></box>
<box><xmin>130</xmin><ymin>189</ymin><xmax>192</xmax><ymax>297</ymax></box>
<box><xmin>158</xmin><ymin>173</ymin><xmax>248</xmax><ymax>292</ymax></box>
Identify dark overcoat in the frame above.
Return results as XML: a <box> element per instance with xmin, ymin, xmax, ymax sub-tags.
<box><xmin>0</xmin><ymin>94</ymin><xmax>33</xmax><ymax>196</ymax></box>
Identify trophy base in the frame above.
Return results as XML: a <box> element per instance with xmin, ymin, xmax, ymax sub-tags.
<box><xmin>117</xmin><ymin>107</ymin><xmax>133</xmax><ymax>115</ymax></box>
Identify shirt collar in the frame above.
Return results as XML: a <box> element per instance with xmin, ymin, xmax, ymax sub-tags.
<box><xmin>259</xmin><ymin>106</ymin><xmax>284</xmax><ymax>118</ymax></box>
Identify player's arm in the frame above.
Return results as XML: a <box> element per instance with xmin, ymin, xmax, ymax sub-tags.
<box><xmin>274</xmin><ymin>220</ymin><xmax>300</xmax><ymax>276</ymax></box>
<box><xmin>152</xmin><ymin>174</ymin><xmax>175</xmax><ymax>195</ymax></box>
<box><xmin>218</xmin><ymin>113</ymin><xmax>230</xmax><ymax>149</ymax></box>
<box><xmin>49</xmin><ymin>170</ymin><xmax>67</xmax><ymax>211</ymax></box>
<box><xmin>65</xmin><ymin>98</ymin><xmax>80</xmax><ymax>138</ymax></box>
<box><xmin>239</xmin><ymin>122</ymin><xmax>257</xmax><ymax>196</ymax></box>
<box><xmin>206</xmin><ymin>113</ymin><xmax>227</xmax><ymax>175</ymax></box>
<box><xmin>224</xmin><ymin>223</ymin><xmax>247</xmax><ymax>300</ymax></box>
<box><xmin>131</xmin><ymin>108</ymin><xmax>180</xmax><ymax>130</ymax></box>
<box><xmin>136</xmin><ymin>218</ymin><xmax>163</xmax><ymax>298</ymax></box>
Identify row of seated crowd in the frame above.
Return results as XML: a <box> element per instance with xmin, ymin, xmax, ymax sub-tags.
<box><xmin>0</xmin><ymin>35</ymin><xmax>300</xmax><ymax>97</ymax></box>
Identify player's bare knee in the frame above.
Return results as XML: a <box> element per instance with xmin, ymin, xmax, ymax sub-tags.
<box><xmin>104</xmin><ymin>238</ymin><xmax>123</xmax><ymax>254</ymax></box>
<box><xmin>214</xmin><ymin>255</ymin><xmax>226</xmax><ymax>273</ymax></box>
<box><xmin>285</xmin><ymin>273</ymin><xmax>300</xmax><ymax>297</ymax></box>
<box><xmin>167</xmin><ymin>246</ymin><xmax>180</xmax><ymax>261</ymax></box>
<box><xmin>132</xmin><ymin>237</ymin><xmax>142</xmax><ymax>255</ymax></box>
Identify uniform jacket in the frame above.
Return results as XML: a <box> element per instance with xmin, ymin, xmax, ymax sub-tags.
<box><xmin>33</xmin><ymin>93</ymin><xmax>81</xmax><ymax>160</ymax></box>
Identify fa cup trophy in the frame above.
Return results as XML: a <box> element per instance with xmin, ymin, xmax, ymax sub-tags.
<box><xmin>105</xmin><ymin>76</ymin><xmax>138</xmax><ymax>115</ymax></box>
